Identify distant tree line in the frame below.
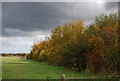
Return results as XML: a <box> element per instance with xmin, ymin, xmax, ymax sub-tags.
<box><xmin>2</xmin><ymin>53</ymin><xmax>11</xmax><ymax>56</ymax></box>
<box><xmin>27</xmin><ymin>12</ymin><xmax>119</xmax><ymax>75</ymax></box>
<box><xmin>13</xmin><ymin>53</ymin><xmax>28</xmax><ymax>56</ymax></box>
<box><xmin>2</xmin><ymin>53</ymin><xmax>28</xmax><ymax>57</ymax></box>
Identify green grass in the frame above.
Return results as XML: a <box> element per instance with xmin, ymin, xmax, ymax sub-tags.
<box><xmin>2</xmin><ymin>57</ymin><xmax>103</xmax><ymax>79</ymax></box>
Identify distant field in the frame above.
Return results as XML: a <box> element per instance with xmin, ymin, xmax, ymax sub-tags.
<box><xmin>2</xmin><ymin>57</ymin><xmax>104</xmax><ymax>79</ymax></box>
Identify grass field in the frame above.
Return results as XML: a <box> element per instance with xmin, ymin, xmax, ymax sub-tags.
<box><xmin>2</xmin><ymin>57</ymin><xmax>103</xmax><ymax>79</ymax></box>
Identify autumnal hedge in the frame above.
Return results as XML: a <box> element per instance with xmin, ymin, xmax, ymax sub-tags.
<box><xmin>27</xmin><ymin>13</ymin><xmax>119</xmax><ymax>75</ymax></box>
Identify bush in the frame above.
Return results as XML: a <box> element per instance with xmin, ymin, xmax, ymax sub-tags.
<box><xmin>26</xmin><ymin>53</ymin><xmax>33</xmax><ymax>59</ymax></box>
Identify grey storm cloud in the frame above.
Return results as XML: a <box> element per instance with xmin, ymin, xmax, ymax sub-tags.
<box><xmin>104</xmin><ymin>2</ymin><xmax>118</xmax><ymax>10</ymax></box>
<box><xmin>1</xmin><ymin>2</ymin><xmax>118</xmax><ymax>53</ymax></box>
<box><xmin>0</xmin><ymin>2</ymin><xmax>1</xmax><ymax>19</ymax></box>
<box><xmin>2</xmin><ymin>2</ymin><xmax>118</xmax><ymax>37</ymax></box>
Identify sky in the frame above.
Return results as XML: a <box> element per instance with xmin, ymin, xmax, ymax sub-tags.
<box><xmin>1</xmin><ymin>1</ymin><xmax>119</xmax><ymax>53</ymax></box>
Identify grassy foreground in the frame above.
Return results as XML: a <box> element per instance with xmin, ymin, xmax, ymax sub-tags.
<box><xmin>2</xmin><ymin>57</ymin><xmax>102</xmax><ymax>79</ymax></box>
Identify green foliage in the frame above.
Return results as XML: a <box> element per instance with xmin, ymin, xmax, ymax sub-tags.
<box><xmin>95</xmin><ymin>13</ymin><xmax>118</xmax><ymax>30</ymax></box>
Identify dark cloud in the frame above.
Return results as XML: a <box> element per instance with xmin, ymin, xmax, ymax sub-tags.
<box><xmin>2</xmin><ymin>3</ymin><xmax>71</xmax><ymax>31</ymax></box>
<box><xmin>118</xmin><ymin>2</ymin><xmax>120</xmax><ymax>12</ymax></box>
<box><xmin>104</xmin><ymin>2</ymin><xmax>118</xmax><ymax>10</ymax></box>
<box><xmin>2</xmin><ymin>2</ymin><xmax>118</xmax><ymax>53</ymax></box>
<box><xmin>0</xmin><ymin>2</ymin><xmax>1</xmax><ymax>53</ymax></box>
<box><xmin>2</xmin><ymin>28</ymin><xmax>50</xmax><ymax>37</ymax></box>
<box><xmin>2</xmin><ymin>2</ymin><xmax>117</xmax><ymax>37</ymax></box>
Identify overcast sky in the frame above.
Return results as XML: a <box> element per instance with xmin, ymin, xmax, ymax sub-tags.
<box><xmin>1</xmin><ymin>1</ymin><xmax>118</xmax><ymax>53</ymax></box>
